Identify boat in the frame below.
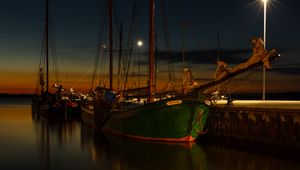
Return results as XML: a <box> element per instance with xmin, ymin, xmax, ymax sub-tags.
<box><xmin>83</xmin><ymin>0</ymin><xmax>279</xmax><ymax>142</ymax></box>
<box><xmin>32</xmin><ymin>0</ymin><xmax>69</xmax><ymax>119</ymax></box>
<box><xmin>80</xmin><ymin>90</ymin><xmax>96</xmax><ymax>127</ymax></box>
<box><xmin>62</xmin><ymin>88</ymin><xmax>81</xmax><ymax>117</ymax></box>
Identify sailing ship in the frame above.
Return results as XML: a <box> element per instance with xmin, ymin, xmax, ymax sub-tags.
<box><xmin>31</xmin><ymin>0</ymin><xmax>64</xmax><ymax>118</ymax></box>
<box><xmin>32</xmin><ymin>0</ymin><xmax>80</xmax><ymax>118</ymax></box>
<box><xmin>82</xmin><ymin>0</ymin><xmax>279</xmax><ymax>142</ymax></box>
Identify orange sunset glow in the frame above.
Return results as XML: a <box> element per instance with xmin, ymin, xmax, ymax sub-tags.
<box><xmin>0</xmin><ymin>0</ymin><xmax>299</xmax><ymax>97</ymax></box>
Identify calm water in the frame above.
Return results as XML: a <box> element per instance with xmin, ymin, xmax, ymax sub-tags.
<box><xmin>0</xmin><ymin>98</ymin><xmax>299</xmax><ymax>170</ymax></box>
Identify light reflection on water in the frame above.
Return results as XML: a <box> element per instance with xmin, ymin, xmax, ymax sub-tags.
<box><xmin>0</xmin><ymin>99</ymin><xmax>300</xmax><ymax>170</ymax></box>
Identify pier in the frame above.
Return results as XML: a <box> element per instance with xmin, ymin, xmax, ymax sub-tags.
<box><xmin>205</xmin><ymin>100</ymin><xmax>300</xmax><ymax>154</ymax></box>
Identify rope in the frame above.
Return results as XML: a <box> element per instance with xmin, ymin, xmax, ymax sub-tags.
<box><xmin>122</xmin><ymin>1</ymin><xmax>138</xmax><ymax>91</ymax></box>
<box><xmin>209</xmin><ymin>66</ymin><xmax>260</xmax><ymax>95</ymax></box>
<box><xmin>91</xmin><ymin>4</ymin><xmax>107</xmax><ymax>89</ymax></box>
<box><xmin>159</xmin><ymin>0</ymin><xmax>175</xmax><ymax>84</ymax></box>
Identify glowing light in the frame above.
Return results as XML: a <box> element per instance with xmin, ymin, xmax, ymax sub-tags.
<box><xmin>262</xmin><ymin>0</ymin><xmax>269</xmax><ymax>100</ymax></box>
<box><xmin>137</xmin><ymin>40</ymin><xmax>143</xmax><ymax>47</ymax></box>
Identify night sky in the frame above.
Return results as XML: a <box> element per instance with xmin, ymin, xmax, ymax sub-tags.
<box><xmin>0</xmin><ymin>0</ymin><xmax>300</xmax><ymax>95</ymax></box>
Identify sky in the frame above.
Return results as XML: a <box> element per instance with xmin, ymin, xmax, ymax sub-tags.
<box><xmin>0</xmin><ymin>0</ymin><xmax>300</xmax><ymax>95</ymax></box>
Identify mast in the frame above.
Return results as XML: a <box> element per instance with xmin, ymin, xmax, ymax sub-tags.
<box><xmin>117</xmin><ymin>23</ymin><xmax>123</xmax><ymax>92</ymax></box>
<box><xmin>155</xmin><ymin>31</ymin><xmax>158</xmax><ymax>93</ymax></box>
<box><xmin>149</xmin><ymin>0</ymin><xmax>155</xmax><ymax>102</ymax></box>
<box><xmin>216</xmin><ymin>31</ymin><xmax>220</xmax><ymax>93</ymax></box>
<box><xmin>45</xmin><ymin>0</ymin><xmax>49</xmax><ymax>95</ymax></box>
<box><xmin>109</xmin><ymin>0</ymin><xmax>113</xmax><ymax>90</ymax></box>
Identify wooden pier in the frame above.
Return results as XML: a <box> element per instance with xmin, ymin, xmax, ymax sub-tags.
<box><xmin>204</xmin><ymin>100</ymin><xmax>300</xmax><ymax>154</ymax></box>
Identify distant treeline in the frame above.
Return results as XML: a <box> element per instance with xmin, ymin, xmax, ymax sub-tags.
<box><xmin>0</xmin><ymin>93</ymin><xmax>34</xmax><ymax>98</ymax></box>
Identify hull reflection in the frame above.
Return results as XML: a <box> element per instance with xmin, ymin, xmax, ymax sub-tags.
<box><xmin>81</xmin><ymin>126</ymin><xmax>207</xmax><ymax>170</ymax></box>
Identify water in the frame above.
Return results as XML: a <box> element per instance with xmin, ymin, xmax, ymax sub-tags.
<box><xmin>0</xmin><ymin>98</ymin><xmax>299</xmax><ymax>170</ymax></box>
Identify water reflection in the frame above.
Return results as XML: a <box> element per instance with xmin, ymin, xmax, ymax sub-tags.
<box><xmin>32</xmin><ymin>115</ymin><xmax>87</xmax><ymax>170</ymax></box>
<box><xmin>2</xmin><ymin>99</ymin><xmax>299</xmax><ymax>170</ymax></box>
<box><xmin>32</xmin><ymin>109</ymin><xmax>300</xmax><ymax>170</ymax></box>
<box><xmin>81</xmin><ymin>126</ymin><xmax>207</xmax><ymax>170</ymax></box>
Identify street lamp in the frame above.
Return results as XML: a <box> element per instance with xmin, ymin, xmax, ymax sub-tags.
<box><xmin>262</xmin><ymin>0</ymin><xmax>268</xmax><ymax>100</ymax></box>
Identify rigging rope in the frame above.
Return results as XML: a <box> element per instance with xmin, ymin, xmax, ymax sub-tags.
<box><xmin>91</xmin><ymin>3</ymin><xmax>107</xmax><ymax>89</ymax></box>
<box><xmin>159</xmin><ymin>0</ymin><xmax>175</xmax><ymax>85</ymax></box>
<box><xmin>206</xmin><ymin>66</ymin><xmax>260</xmax><ymax>95</ymax></box>
<box><xmin>49</xmin><ymin>22</ymin><xmax>60</xmax><ymax>86</ymax></box>
<box><xmin>122</xmin><ymin>0</ymin><xmax>138</xmax><ymax>91</ymax></box>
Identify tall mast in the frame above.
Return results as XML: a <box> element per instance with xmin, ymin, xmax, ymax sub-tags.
<box><xmin>155</xmin><ymin>31</ymin><xmax>158</xmax><ymax>93</ymax></box>
<box><xmin>149</xmin><ymin>0</ymin><xmax>155</xmax><ymax>102</ymax></box>
<box><xmin>45</xmin><ymin>0</ymin><xmax>49</xmax><ymax>95</ymax></box>
<box><xmin>117</xmin><ymin>23</ymin><xmax>123</xmax><ymax>92</ymax></box>
<box><xmin>109</xmin><ymin>0</ymin><xmax>113</xmax><ymax>90</ymax></box>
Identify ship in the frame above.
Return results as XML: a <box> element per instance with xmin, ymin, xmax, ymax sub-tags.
<box><xmin>32</xmin><ymin>0</ymin><xmax>80</xmax><ymax>119</ymax></box>
<box><xmin>81</xmin><ymin>0</ymin><xmax>279</xmax><ymax>142</ymax></box>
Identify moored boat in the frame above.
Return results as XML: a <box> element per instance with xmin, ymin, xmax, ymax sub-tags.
<box><xmin>89</xmin><ymin>0</ymin><xmax>210</xmax><ymax>142</ymax></box>
<box><xmin>101</xmin><ymin>97</ymin><xmax>209</xmax><ymax>142</ymax></box>
<box><xmin>32</xmin><ymin>0</ymin><xmax>74</xmax><ymax>119</ymax></box>
<box><xmin>81</xmin><ymin>98</ymin><xmax>96</xmax><ymax>128</ymax></box>
<box><xmin>84</xmin><ymin>0</ymin><xmax>279</xmax><ymax>142</ymax></box>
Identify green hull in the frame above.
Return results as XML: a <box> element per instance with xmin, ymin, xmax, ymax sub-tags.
<box><xmin>101</xmin><ymin>98</ymin><xmax>209</xmax><ymax>142</ymax></box>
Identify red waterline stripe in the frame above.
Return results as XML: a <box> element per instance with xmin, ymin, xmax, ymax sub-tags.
<box><xmin>101</xmin><ymin>129</ymin><xmax>196</xmax><ymax>142</ymax></box>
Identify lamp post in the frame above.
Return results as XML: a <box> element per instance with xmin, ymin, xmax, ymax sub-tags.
<box><xmin>137</xmin><ymin>40</ymin><xmax>143</xmax><ymax>87</ymax></box>
<box><xmin>262</xmin><ymin>0</ymin><xmax>268</xmax><ymax>100</ymax></box>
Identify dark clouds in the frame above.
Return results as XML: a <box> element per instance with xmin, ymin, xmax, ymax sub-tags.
<box><xmin>155</xmin><ymin>49</ymin><xmax>252</xmax><ymax>65</ymax></box>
